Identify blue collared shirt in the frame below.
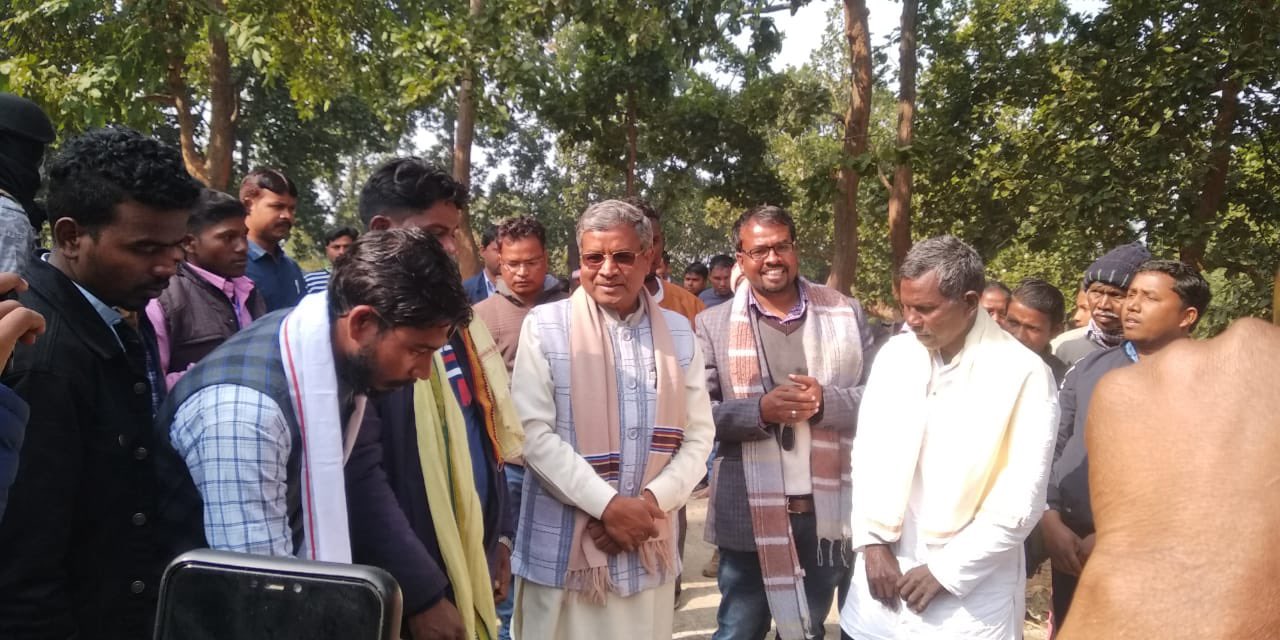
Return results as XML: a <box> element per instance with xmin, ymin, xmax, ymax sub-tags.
<box><xmin>72</xmin><ymin>281</ymin><xmax>124</xmax><ymax>348</ymax></box>
<box><xmin>746</xmin><ymin>280</ymin><xmax>809</xmax><ymax>325</ymax></box>
<box><xmin>246</xmin><ymin>240</ymin><xmax>307</xmax><ymax>312</ymax></box>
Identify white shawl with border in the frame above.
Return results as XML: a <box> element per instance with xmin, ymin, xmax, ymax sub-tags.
<box><xmin>279</xmin><ymin>292</ymin><xmax>366</xmax><ymax>562</ymax></box>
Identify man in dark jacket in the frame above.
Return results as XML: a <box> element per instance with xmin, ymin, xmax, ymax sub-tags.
<box><xmin>145</xmin><ymin>189</ymin><xmax>266</xmax><ymax>389</ymax></box>
<box><xmin>0</xmin><ymin>126</ymin><xmax>200</xmax><ymax>639</ymax></box>
<box><xmin>1043</xmin><ymin>260</ymin><xmax>1210</xmax><ymax>633</ymax></box>
<box><xmin>462</xmin><ymin>224</ymin><xmax>501</xmax><ymax>303</ymax></box>
<box><xmin>346</xmin><ymin>158</ymin><xmax>522</xmax><ymax>640</ymax></box>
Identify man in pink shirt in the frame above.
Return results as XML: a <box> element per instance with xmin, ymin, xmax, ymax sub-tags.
<box><xmin>146</xmin><ymin>189</ymin><xmax>266</xmax><ymax>389</ymax></box>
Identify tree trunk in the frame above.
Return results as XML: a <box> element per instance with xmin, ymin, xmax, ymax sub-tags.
<box><xmin>167</xmin><ymin>59</ymin><xmax>210</xmax><ymax>186</ymax></box>
<box><xmin>204</xmin><ymin>0</ymin><xmax>236</xmax><ymax>191</ymax></box>
<box><xmin>828</xmin><ymin>0</ymin><xmax>872</xmax><ymax>294</ymax></box>
<box><xmin>1180</xmin><ymin>75</ymin><xmax>1239</xmax><ymax>270</ymax></box>
<box><xmin>164</xmin><ymin>4</ymin><xmax>236</xmax><ymax>190</ymax></box>
<box><xmin>450</xmin><ymin>0</ymin><xmax>486</xmax><ymax>279</ymax></box>
<box><xmin>625</xmin><ymin>87</ymin><xmax>638</xmax><ymax>196</ymax></box>
<box><xmin>887</xmin><ymin>0</ymin><xmax>918</xmax><ymax>285</ymax></box>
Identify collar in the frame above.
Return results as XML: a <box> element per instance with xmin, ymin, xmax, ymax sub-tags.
<box><xmin>28</xmin><ymin>255</ymin><xmax>126</xmax><ymax>359</ymax></box>
<box><xmin>40</xmin><ymin>252</ymin><xmax>122</xmax><ymax>329</ymax></box>
<box><xmin>248</xmin><ymin>239</ymin><xmax>282</xmax><ymax>261</ymax></box>
<box><xmin>74</xmin><ymin>281</ymin><xmax>123</xmax><ymax>329</ymax></box>
<box><xmin>1122</xmin><ymin>341</ymin><xmax>1139</xmax><ymax>362</ymax></box>
<box><xmin>746</xmin><ymin>279</ymin><xmax>808</xmax><ymax>324</ymax></box>
<box><xmin>184</xmin><ymin>261</ymin><xmax>254</xmax><ymax>296</ymax></box>
<box><xmin>494</xmin><ymin>275</ymin><xmax>567</xmax><ymax>308</ymax></box>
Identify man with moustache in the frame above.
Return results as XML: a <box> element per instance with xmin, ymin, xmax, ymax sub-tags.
<box><xmin>1042</xmin><ymin>260</ymin><xmax>1210</xmax><ymax>633</ymax></box>
<box><xmin>345</xmin><ymin>158</ymin><xmax>523</xmax><ymax>640</ymax></box>
<box><xmin>146</xmin><ymin>190</ymin><xmax>267</xmax><ymax>389</ymax></box>
<box><xmin>508</xmin><ymin>200</ymin><xmax>714</xmax><ymax>640</ymax></box>
<box><xmin>474</xmin><ymin>216</ymin><xmax>570</xmax><ymax>373</ymax></box>
<box><xmin>1053</xmin><ymin>243</ymin><xmax>1150</xmax><ymax>365</ymax></box>
<box><xmin>0</xmin><ymin>126</ymin><xmax>201</xmax><ymax>639</ymax></box>
<box><xmin>699</xmin><ymin>205</ymin><xmax>872</xmax><ymax>640</ymax></box>
<box><xmin>842</xmin><ymin>236</ymin><xmax>1058</xmax><ymax>640</ymax></box>
<box><xmin>304</xmin><ymin>226</ymin><xmax>359</xmax><ymax>294</ymax></box>
<box><xmin>242</xmin><ymin>167</ymin><xmax>307</xmax><ymax>312</ymax></box>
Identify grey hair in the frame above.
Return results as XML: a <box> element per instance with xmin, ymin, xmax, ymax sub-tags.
<box><xmin>898</xmin><ymin>235</ymin><xmax>986</xmax><ymax>300</ymax></box>
<box><xmin>576</xmin><ymin>199</ymin><xmax>654</xmax><ymax>251</ymax></box>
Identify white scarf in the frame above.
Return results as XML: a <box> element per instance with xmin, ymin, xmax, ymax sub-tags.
<box><xmin>852</xmin><ymin>311</ymin><xmax>1043</xmax><ymax>547</ymax></box>
<box><xmin>279</xmin><ymin>292</ymin><xmax>366</xmax><ymax>562</ymax></box>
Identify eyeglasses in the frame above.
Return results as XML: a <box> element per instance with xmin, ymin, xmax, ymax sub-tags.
<box><xmin>501</xmin><ymin>256</ymin><xmax>545</xmax><ymax>272</ymax></box>
<box><xmin>581</xmin><ymin>251</ymin><xmax>639</xmax><ymax>269</ymax></box>
<box><xmin>739</xmin><ymin>241</ymin><xmax>796</xmax><ymax>262</ymax></box>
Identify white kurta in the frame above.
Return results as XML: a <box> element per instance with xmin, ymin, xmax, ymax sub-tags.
<box><xmin>842</xmin><ymin>348</ymin><xmax>1058</xmax><ymax>639</ymax></box>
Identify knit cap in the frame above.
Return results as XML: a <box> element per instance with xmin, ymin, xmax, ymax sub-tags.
<box><xmin>1083</xmin><ymin>242</ymin><xmax>1151</xmax><ymax>290</ymax></box>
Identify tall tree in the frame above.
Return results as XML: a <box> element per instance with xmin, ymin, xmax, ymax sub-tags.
<box><xmin>452</xmin><ymin>0</ymin><xmax>487</xmax><ymax>277</ymax></box>
<box><xmin>887</xmin><ymin>0</ymin><xmax>918</xmax><ymax>281</ymax></box>
<box><xmin>828</xmin><ymin>0</ymin><xmax>873</xmax><ymax>293</ymax></box>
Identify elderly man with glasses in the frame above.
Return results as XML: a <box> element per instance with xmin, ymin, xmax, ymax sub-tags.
<box><xmin>507</xmin><ymin>199</ymin><xmax>715</xmax><ymax>640</ymax></box>
<box><xmin>695</xmin><ymin>205</ymin><xmax>873</xmax><ymax>640</ymax></box>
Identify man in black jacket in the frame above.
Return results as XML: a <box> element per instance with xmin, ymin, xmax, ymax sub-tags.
<box><xmin>345</xmin><ymin>158</ymin><xmax>521</xmax><ymax>640</ymax></box>
<box><xmin>0</xmin><ymin>126</ymin><xmax>200</xmax><ymax>639</ymax></box>
<box><xmin>1042</xmin><ymin>259</ymin><xmax>1211</xmax><ymax>633</ymax></box>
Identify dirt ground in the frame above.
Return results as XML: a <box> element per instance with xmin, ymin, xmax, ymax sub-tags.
<box><xmin>674</xmin><ymin>495</ymin><xmax>1052</xmax><ymax>639</ymax></box>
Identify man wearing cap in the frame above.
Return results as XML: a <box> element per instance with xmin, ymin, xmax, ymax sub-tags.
<box><xmin>0</xmin><ymin>93</ymin><xmax>57</xmax><ymax>273</ymax></box>
<box><xmin>1053</xmin><ymin>243</ymin><xmax>1151</xmax><ymax>366</ymax></box>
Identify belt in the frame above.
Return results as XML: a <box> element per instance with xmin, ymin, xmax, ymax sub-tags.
<box><xmin>786</xmin><ymin>495</ymin><xmax>815</xmax><ymax>515</ymax></box>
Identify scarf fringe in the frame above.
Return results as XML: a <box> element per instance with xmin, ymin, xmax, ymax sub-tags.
<box><xmin>564</xmin><ymin>565</ymin><xmax>613</xmax><ymax>606</ymax></box>
<box><xmin>638</xmin><ymin>537</ymin><xmax>676</xmax><ymax>577</ymax></box>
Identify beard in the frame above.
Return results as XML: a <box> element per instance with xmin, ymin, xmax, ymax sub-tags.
<box><xmin>336</xmin><ymin>343</ymin><xmax>378</xmax><ymax>397</ymax></box>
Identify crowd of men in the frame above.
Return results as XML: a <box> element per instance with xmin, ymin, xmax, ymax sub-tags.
<box><xmin>0</xmin><ymin>91</ymin><xmax>1255</xmax><ymax>640</ymax></box>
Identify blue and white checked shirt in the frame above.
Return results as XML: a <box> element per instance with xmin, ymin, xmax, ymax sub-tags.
<box><xmin>169</xmin><ymin>383</ymin><xmax>295</xmax><ymax>556</ymax></box>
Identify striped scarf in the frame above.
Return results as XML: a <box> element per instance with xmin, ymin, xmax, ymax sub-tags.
<box><xmin>565</xmin><ymin>286</ymin><xmax>685</xmax><ymax>603</ymax></box>
<box><xmin>725</xmin><ymin>280</ymin><xmax>860</xmax><ymax>640</ymax></box>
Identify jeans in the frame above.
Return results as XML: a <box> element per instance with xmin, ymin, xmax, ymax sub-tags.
<box><xmin>496</xmin><ymin>464</ymin><xmax>525</xmax><ymax>640</ymax></box>
<box><xmin>712</xmin><ymin>512</ymin><xmax>850</xmax><ymax>640</ymax></box>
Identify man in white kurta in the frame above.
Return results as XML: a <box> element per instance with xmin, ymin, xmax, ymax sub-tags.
<box><xmin>842</xmin><ymin>236</ymin><xmax>1059</xmax><ymax>639</ymax></box>
<box><xmin>508</xmin><ymin>201</ymin><xmax>715</xmax><ymax>640</ymax></box>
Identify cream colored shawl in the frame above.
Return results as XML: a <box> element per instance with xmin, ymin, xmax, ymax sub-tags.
<box><xmin>852</xmin><ymin>310</ymin><xmax>1047</xmax><ymax>545</ymax></box>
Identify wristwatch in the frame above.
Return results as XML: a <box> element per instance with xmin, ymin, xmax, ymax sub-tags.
<box><xmin>497</xmin><ymin>535</ymin><xmax>514</xmax><ymax>551</ymax></box>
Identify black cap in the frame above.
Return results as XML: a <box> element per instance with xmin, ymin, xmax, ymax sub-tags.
<box><xmin>0</xmin><ymin>93</ymin><xmax>56</xmax><ymax>144</ymax></box>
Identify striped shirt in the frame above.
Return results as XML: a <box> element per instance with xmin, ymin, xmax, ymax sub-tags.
<box><xmin>303</xmin><ymin>270</ymin><xmax>330</xmax><ymax>294</ymax></box>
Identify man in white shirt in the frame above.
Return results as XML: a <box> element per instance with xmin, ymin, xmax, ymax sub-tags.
<box><xmin>843</xmin><ymin>236</ymin><xmax>1058</xmax><ymax>639</ymax></box>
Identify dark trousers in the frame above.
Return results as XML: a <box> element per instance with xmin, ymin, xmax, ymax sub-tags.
<box><xmin>1051</xmin><ymin>568</ymin><xmax>1079</xmax><ymax>638</ymax></box>
<box><xmin>712</xmin><ymin>512</ymin><xmax>849</xmax><ymax>640</ymax></box>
